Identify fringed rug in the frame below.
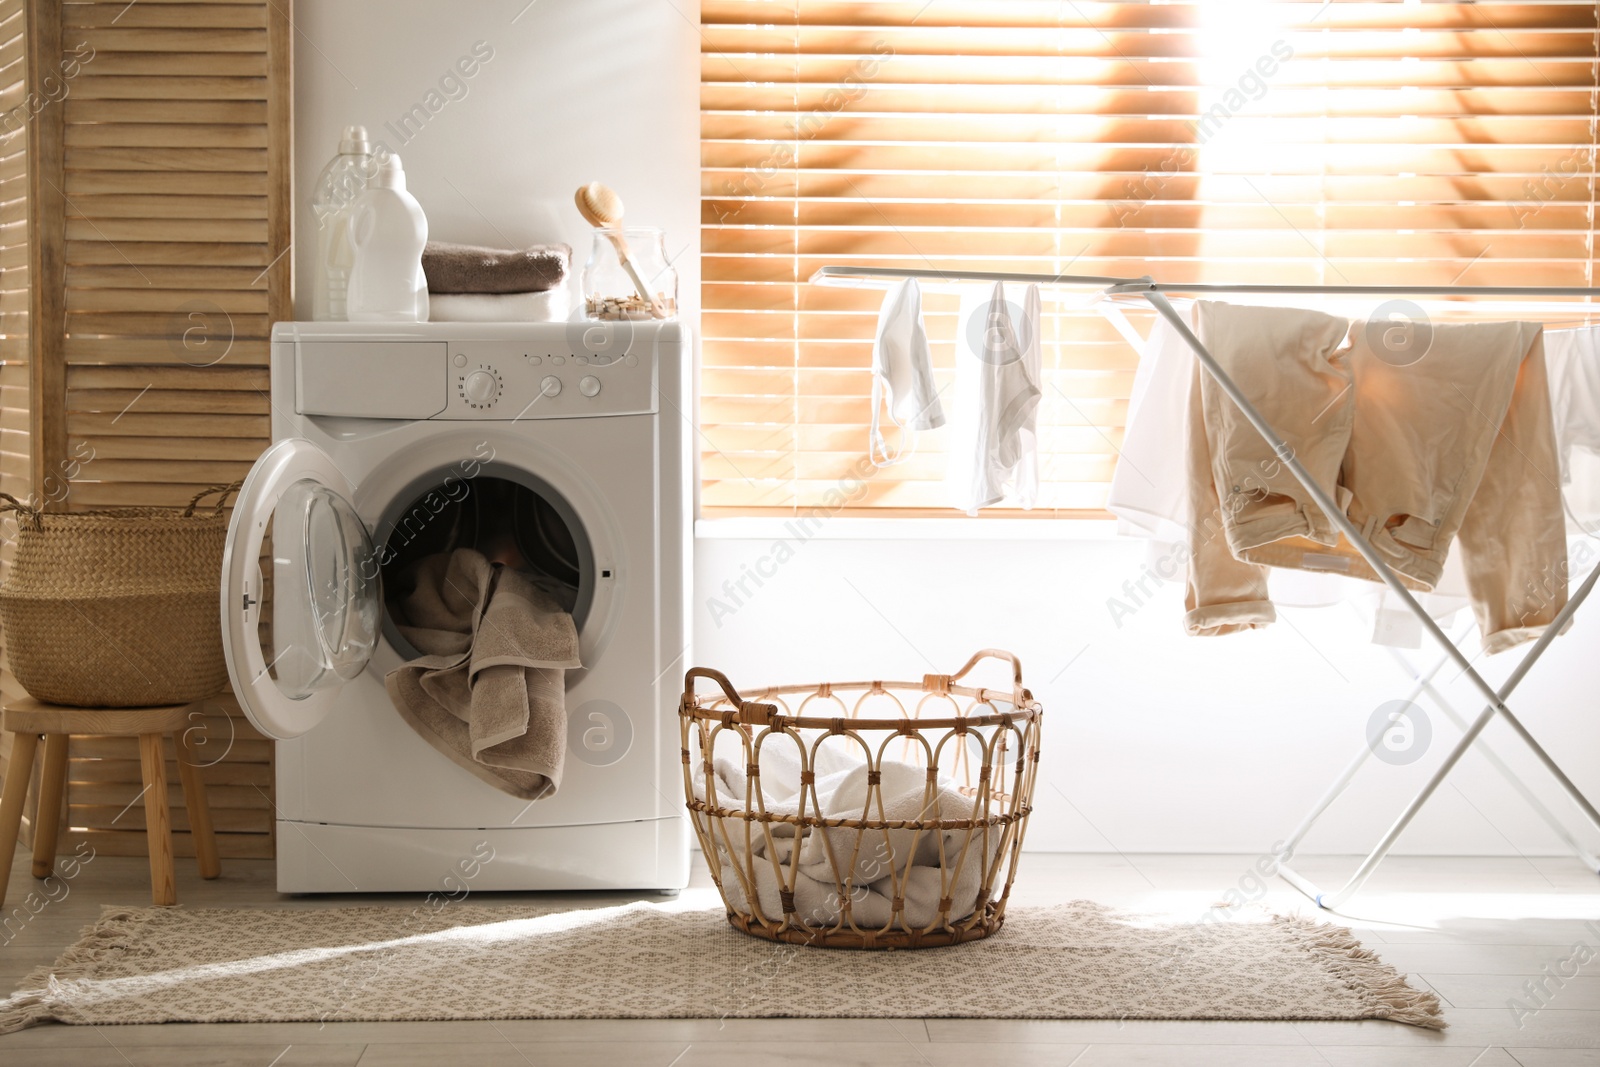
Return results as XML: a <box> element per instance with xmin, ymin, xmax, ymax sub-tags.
<box><xmin>0</xmin><ymin>899</ymin><xmax>1443</xmax><ymax>1033</ymax></box>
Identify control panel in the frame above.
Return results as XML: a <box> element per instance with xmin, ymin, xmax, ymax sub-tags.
<box><xmin>291</xmin><ymin>324</ymin><xmax>667</xmax><ymax>421</ymax></box>
<box><xmin>442</xmin><ymin>341</ymin><xmax>653</xmax><ymax>420</ymax></box>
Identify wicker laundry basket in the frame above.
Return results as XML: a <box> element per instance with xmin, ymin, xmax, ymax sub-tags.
<box><xmin>680</xmin><ymin>649</ymin><xmax>1042</xmax><ymax>949</ymax></box>
<box><xmin>0</xmin><ymin>483</ymin><xmax>240</xmax><ymax>707</ymax></box>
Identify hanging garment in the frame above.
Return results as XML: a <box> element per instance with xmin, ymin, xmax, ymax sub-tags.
<box><xmin>1185</xmin><ymin>302</ymin><xmax>1566</xmax><ymax>654</ymax></box>
<box><xmin>945</xmin><ymin>281</ymin><xmax>1042</xmax><ymax>513</ymax></box>
<box><xmin>1112</xmin><ymin>306</ymin><xmax>1363</xmax><ymax>605</ymax></box>
<box><xmin>869</xmin><ymin>278</ymin><xmax>945</xmax><ymax>466</ymax></box>
<box><xmin>1545</xmin><ymin>325</ymin><xmax>1600</xmax><ymax>533</ymax></box>
<box><xmin>1108</xmin><ymin>306</ymin><xmax>1470</xmax><ymax>645</ymax></box>
<box><xmin>1108</xmin><ymin>305</ymin><xmax>1195</xmax><ymax>544</ymax></box>
<box><xmin>1182</xmin><ymin>303</ymin><xmax>1352</xmax><ymax>635</ymax></box>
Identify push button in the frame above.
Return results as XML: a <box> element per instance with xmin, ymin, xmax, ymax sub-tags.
<box><xmin>579</xmin><ymin>375</ymin><xmax>601</xmax><ymax>398</ymax></box>
<box><xmin>540</xmin><ymin>375</ymin><xmax>562</xmax><ymax>397</ymax></box>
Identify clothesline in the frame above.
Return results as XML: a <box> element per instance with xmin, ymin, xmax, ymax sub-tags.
<box><xmin>810</xmin><ymin>264</ymin><xmax>1600</xmax><ymax>304</ymax></box>
<box><xmin>821</xmin><ymin>264</ymin><xmax>1600</xmax><ymax>353</ymax></box>
<box><xmin>1098</xmin><ymin>292</ymin><xmax>1600</xmax><ymax>327</ymax></box>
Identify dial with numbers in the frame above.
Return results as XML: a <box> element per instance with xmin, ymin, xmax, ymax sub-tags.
<box><xmin>457</xmin><ymin>365</ymin><xmax>503</xmax><ymax>409</ymax></box>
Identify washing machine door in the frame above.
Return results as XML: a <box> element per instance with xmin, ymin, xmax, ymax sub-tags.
<box><xmin>221</xmin><ymin>438</ymin><xmax>382</xmax><ymax>740</ymax></box>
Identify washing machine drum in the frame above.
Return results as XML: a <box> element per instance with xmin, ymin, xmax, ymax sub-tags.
<box><xmin>375</xmin><ymin>466</ymin><xmax>596</xmax><ymax>659</ymax></box>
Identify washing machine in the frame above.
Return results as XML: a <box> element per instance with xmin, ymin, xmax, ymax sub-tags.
<box><xmin>219</xmin><ymin>320</ymin><xmax>691</xmax><ymax>893</ymax></box>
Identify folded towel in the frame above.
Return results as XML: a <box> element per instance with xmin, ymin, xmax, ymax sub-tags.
<box><xmin>385</xmin><ymin>549</ymin><xmax>581</xmax><ymax>801</ymax></box>
<box><xmin>429</xmin><ymin>288</ymin><xmax>570</xmax><ymax>323</ymax></box>
<box><xmin>691</xmin><ymin>740</ymin><xmax>999</xmax><ymax>930</ymax></box>
<box><xmin>422</xmin><ymin>241</ymin><xmax>570</xmax><ymax>295</ymax></box>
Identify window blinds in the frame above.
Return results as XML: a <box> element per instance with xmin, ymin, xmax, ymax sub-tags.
<box><xmin>699</xmin><ymin>0</ymin><xmax>1600</xmax><ymax>517</ymax></box>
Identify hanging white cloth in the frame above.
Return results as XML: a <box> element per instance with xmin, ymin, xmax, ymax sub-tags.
<box><xmin>869</xmin><ymin>278</ymin><xmax>945</xmax><ymax>466</ymax></box>
<box><xmin>1544</xmin><ymin>324</ymin><xmax>1600</xmax><ymax>535</ymax></box>
<box><xmin>1107</xmin><ymin>305</ymin><xmax>1194</xmax><ymax>544</ymax></box>
<box><xmin>945</xmin><ymin>281</ymin><xmax>1042</xmax><ymax>513</ymax></box>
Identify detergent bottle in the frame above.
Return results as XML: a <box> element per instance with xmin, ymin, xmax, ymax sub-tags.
<box><xmin>347</xmin><ymin>154</ymin><xmax>429</xmax><ymax>322</ymax></box>
<box><xmin>309</xmin><ymin>125</ymin><xmax>374</xmax><ymax>320</ymax></box>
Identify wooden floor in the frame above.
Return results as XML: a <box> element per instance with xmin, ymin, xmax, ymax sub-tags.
<box><xmin>1</xmin><ymin>850</ymin><xmax>1597</xmax><ymax>1065</ymax></box>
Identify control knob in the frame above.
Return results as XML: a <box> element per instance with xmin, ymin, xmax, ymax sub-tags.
<box><xmin>463</xmin><ymin>369</ymin><xmax>498</xmax><ymax>405</ymax></box>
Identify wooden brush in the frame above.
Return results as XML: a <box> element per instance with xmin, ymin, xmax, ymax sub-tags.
<box><xmin>575</xmin><ymin>182</ymin><xmax>666</xmax><ymax>317</ymax></box>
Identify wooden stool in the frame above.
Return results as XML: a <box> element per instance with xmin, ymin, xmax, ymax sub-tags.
<box><xmin>0</xmin><ymin>696</ymin><xmax>221</xmax><ymax>908</ymax></box>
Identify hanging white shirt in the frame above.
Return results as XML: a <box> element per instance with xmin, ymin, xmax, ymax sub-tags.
<box><xmin>945</xmin><ymin>281</ymin><xmax>1042</xmax><ymax>513</ymax></box>
<box><xmin>1107</xmin><ymin>306</ymin><xmax>1194</xmax><ymax>544</ymax></box>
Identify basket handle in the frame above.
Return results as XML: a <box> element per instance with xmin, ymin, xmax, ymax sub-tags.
<box><xmin>182</xmin><ymin>480</ymin><xmax>244</xmax><ymax>517</ymax></box>
<box><xmin>931</xmin><ymin>648</ymin><xmax>1030</xmax><ymax>705</ymax></box>
<box><xmin>0</xmin><ymin>491</ymin><xmax>43</xmax><ymax>532</ymax></box>
<box><xmin>682</xmin><ymin>666</ymin><xmax>779</xmax><ymax>726</ymax></box>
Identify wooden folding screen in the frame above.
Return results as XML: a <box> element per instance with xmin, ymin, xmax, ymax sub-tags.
<box><xmin>0</xmin><ymin>0</ymin><xmax>290</xmax><ymax>862</ymax></box>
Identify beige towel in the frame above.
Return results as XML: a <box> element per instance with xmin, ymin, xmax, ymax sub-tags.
<box><xmin>385</xmin><ymin>549</ymin><xmax>580</xmax><ymax>800</ymax></box>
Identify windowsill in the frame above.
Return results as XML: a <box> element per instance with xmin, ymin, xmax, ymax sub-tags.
<box><xmin>695</xmin><ymin>516</ymin><xmax>1122</xmax><ymax>541</ymax></box>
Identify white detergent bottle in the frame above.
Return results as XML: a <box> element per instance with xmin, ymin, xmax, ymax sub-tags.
<box><xmin>347</xmin><ymin>154</ymin><xmax>429</xmax><ymax>322</ymax></box>
<box><xmin>309</xmin><ymin>125</ymin><xmax>374</xmax><ymax>321</ymax></box>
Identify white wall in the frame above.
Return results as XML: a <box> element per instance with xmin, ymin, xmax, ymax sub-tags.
<box><xmin>697</xmin><ymin>533</ymin><xmax>1600</xmax><ymax>856</ymax></box>
<box><xmin>296</xmin><ymin>2</ymin><xmax>1600</xmax><ymax>857</ymax></box>
<box><xmin>292</xmin><ymin>0</ymin><xmax>699</xmax><ymax>319</ymax></box>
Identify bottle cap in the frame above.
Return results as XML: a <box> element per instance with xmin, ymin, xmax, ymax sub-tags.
<box><xmin>371</xmin><ymin>154</ymin><xmax>406</xmax><ymax>191</ymax></box>
<box><xmin>338</xmin><ymin>124</ymin><xmax>372</xmax><ymax>155</ymax></box>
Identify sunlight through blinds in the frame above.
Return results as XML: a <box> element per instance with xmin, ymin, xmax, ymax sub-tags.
<box><xmin>699</xmin><ymin>0</ymin><xmax>1600</xmax><ymax>517</ymax></box>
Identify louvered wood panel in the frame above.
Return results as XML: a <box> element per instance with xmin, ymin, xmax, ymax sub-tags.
<box><xmin>60</xmin><ymin>0</ymin><xmax>287</xmax><ymax>511</ymax></box>
<box><xmin>0</xmin><ymin>0</ymin><xmax>31</xmax><ymax>845</ymax></box>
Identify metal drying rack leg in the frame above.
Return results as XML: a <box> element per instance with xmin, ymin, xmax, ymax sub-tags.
<box><xmin>1277</xmin><ymin>619</ymin><xmax>1600</xmax><ymax>900</ymax></box>
<box><xmin>1276</xmin><ymin>626</ymin><xmax>1466</xmax><ymax>861</ymax></box>
<box><xmin>1138</xmin><ymin>285</ymin><xmax>1600</xmax><ymax>910</ymax></box>
<box><xmin>1381</xmin><ymin>640</ymin><xmax>1600</xmax><ymax>873</ymax></box>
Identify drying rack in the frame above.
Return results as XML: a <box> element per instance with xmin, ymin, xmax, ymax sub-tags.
<box><xmin>811</xmin><ymin>264</ymin><xmax>1600</xmax><ymax>909</ymax></box>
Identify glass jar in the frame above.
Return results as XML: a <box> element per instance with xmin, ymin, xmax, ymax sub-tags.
<box><xmin>581</xmin><ymin>226</ymin><xmax>678</xmax><ymax>320</ymax></box>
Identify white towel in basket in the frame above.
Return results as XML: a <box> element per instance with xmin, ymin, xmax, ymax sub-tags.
<box><xmin>691</xmin><ymin>738</ymin><xmax>1002</xmax><ymax>931</ymax></box>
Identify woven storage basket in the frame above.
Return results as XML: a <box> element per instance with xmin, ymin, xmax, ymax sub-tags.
<box><xmin>680</xmin><ymin>649</ymin><xmax>1042</xmax><ymax>949</ymax></box>
<box><xmin>0</xmin><ymin>483</ymin><xmax>241</xmax><ymax>707</ymax></box>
